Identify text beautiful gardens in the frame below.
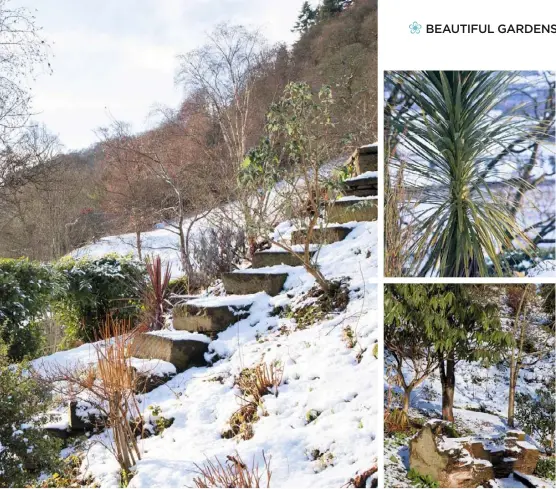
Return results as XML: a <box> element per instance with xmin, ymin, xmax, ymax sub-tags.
<box><xmin>427</xmin><ymin>24</ymin><xmax>556</xmax><ymax>34</ymax></box>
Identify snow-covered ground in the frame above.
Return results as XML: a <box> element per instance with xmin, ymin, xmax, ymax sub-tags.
<box><xmin>71</xmin><ymin>214</ymin><xmax>216</xmax><ymax>279</ymax></box>
<box><xmin>34</xmin><ymin>220</ymin><xmax>381</xmax><ymax>487</ymax></box>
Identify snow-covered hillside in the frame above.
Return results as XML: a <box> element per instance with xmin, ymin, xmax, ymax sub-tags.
<box><xmin>34</xmin><ymin>220</ymin><xmax>381</xmax><ymax>487</ymax></box>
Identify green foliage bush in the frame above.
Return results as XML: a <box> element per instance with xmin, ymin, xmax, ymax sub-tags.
<box><xmin>407</xmin><ymin>468</ymin><xmax>439</xmax><ymax>488</ymax></box>
<box><xmin>515</xmin><ymin>388</ymin><xmax>556</xmax><ymax>451</ymax></box>
<box><xmin>54</xmin><ymin>254</ymin><xmax>146</xmax><ymax>342</ymax></box>
<box><xmin>0</xmin><ymin>345</ymin><xmax>62</xmax><ymax>486</ymax></box>
<box><xmin>0</xmin><ymin>258</ymin><xmax>62</xmax><ymax>360</ymax></box>
<box><xmin>535</xmin><ymin>457</ymin><xmax>556</xmax><ymax>481</ymax></box>
<box><xmin>168</xmin><ymin>276</ymin><xmax>189</xmax><ymax>295</ymax></box>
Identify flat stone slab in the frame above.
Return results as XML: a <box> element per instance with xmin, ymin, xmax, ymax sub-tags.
<box><xmin>130</xmin><ymin>331</ymin><xmax>210</xmax><ymax>372</ymax></box>
<box><xmin>173</xmin><ymin>296</ymin><xmax>253</xmax><ymax>333</ymax></box>
<box><xmin>343</xmin><ymin>171</ymin><xmax>378</xmax><ymax>197</ymax></box>
<box><xmin>222</xmin><ymin>271</ymin><xmax>288</xmax><ymax>296</ymax></box>
<box><xmin>252</xmin><ymin>250</ymin><xmax>316</xmax><ymax>268</ymax></box>
<box><xmin>291</xmin><ymin>225</ymin><xmax>354</xmax><ymax>245</ymax></box>
<box><xmin>327</xmin><ymin>197</ymin><xmax>378</xmax><ymax>223</ymax></box>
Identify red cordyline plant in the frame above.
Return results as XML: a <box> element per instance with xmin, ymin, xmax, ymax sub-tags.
<box><xmin>144</xmin><ymin>255</ymin><xmax>172</xmax><ymax>330</ymax></box>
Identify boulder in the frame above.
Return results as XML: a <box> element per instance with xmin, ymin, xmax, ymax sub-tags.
<box><xmin>409</xmin><ymin>420</ymin><xmax>494</xmax><ymax>488</ymax></box>
<box><xmin>252</xmin><ymin>250</ymin><xmax>315</xmax><ymax>268</ymax></box>
<box><xmin>410</xmin><ymin>421</ymin><xmax>541</xmax><ymax>487</ymax></box>
<box><xmin>507</xmin><ymin>430</ymin><xmax>527</xmax><ymax>441</ymax></box>
<box><xmin>222</xmin><ymin>272</ymin><xmax>288</xmax><ymax>296</ymax></box>
<box><xmin>291</xmin><ymin>225</ymin><xmax>354</xmax><ymax>245</ymax></box>
<box><xmin>130</xmin><ymin>331</ymin><xmax>209</xmax><ymax>372</ymax></box>
<box><xmin>327</xmin><ymin>198</ymin><xmax>378</xmax><ymax>223</ymax></box>
<box><xmin>173</xmin><ymin>299</ymin><xmax>252</xmax><ymax>334</ymax></box>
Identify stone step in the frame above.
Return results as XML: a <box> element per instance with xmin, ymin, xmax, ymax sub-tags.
<box><xmin>343</xmin><ymin>171</ymin><xmax>378</xmax><ymax>198</ymax></box>
<box><xmin>291</xmin><ymin>225</ymin><xmax>354</xmax><ymax>245</ymax></box>
<box><xmin>173</xmin><ymin>296</ymin><xmax>254</xmax><ymax>333</ymax></box>
<box><xmin>130</xmin><ymin>358</ymin><xmax>177</xmax><ymax>393</ymax></box>
<box><xmin>252</xmin><ymin>249</ymin><xmax>316</xmax><ymax>268</ymax></box>
<box><xmin>130</xmin><ymin>331</ymin><xmax>210</xmax><ymax>372</ymax></box>
<box><xmin>222</xmin><ymin>271</ymin><xmax>288</xmax><ymax>296</ymax></box>
<box><xmin>354</xmin><ymin>144</ymin><xmax>377</xmax><ymax>174</ymax></box>
<box><xmin>327</xmin><ymin>197</ymin><xmax>378</xmax><ymax>224</ymax></box>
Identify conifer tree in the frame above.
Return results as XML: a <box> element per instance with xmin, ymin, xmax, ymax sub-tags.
<box><xmin>292</xmin><ymin>1</ymin><xmax>317</xmax><ymax>33</ymax></box>
<box><xmin>319</xmin><ymin>0</ymin><xmax>349</xmax><ymax>19</ymax></box>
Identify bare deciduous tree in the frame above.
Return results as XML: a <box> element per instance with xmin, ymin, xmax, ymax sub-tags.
<box><xmin>0</xmin><ymin>0</ymin><xmax>51</xmax><ymax>190</ymax></box>
<box><xmin>176</xmin><ymin>23</ymin><xmax>268</xmax><ymax>169</ymax></box>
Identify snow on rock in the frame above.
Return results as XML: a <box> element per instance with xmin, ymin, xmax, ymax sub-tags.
<box><xmin>336</xmin><ymin>195</ymin><xmax>378</xmax><ymax>202</ymax></box>
<box><xmin>129</xmin><ymin>358</ymin><xmax>176</xmax><ymax>377</ymax></box>
<box><xmin>185</xmin><ymin>292</ymin><xmax>264</xmax><ymax>308</ymax></box>
<box><xmin>344</xmin><ymin>171</ymin><xmax>378</xmax><ymax>182</ymax></box>
<box><xmin>146</xmin><ymin>330</ymin><xmax>211</xmax><ymax>344</ymax></box>
<box><xmin>32</xmin><ymin>341</ymin><xmax>101</xmax><ymax>371</ymax></box>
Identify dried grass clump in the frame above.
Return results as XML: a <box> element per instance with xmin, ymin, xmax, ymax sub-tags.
<box><xmin>94</xmin><ymin>318</ymin><xmax>142</xmax><ymax>472</ymax></box>
<box><xmin>193</xmin><ymin>451</ymin><xmax>271</xmax><ymax>488</ymax></box>
<box><xmin>237</xmin><ymin>362</ymin><xmax>284</xmax><ymax>402</ymax></box>
<box><xmin>222</xmin><ymin>362</ymin><xmax>284</xmax><ymax>441</ymax></box>
<box><xmin>222</xmin><ymin>403</ymin><xmax>259</xmax><ymax>441</ymax></box>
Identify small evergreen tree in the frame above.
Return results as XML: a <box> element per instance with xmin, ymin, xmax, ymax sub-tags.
<box><xmin>55</xmin><ymin>254</ymin><xmax>146</xmax><ymax>343</ymax></box>
<box><xmin>385</xmin><ymin>284</ymin><xmax>512</xmax><ymax>422</ymax></box>
<box><xmin>0</xmin><ymin>345</ymin><xmax>61</xmax><ymax>486</ymax></box>
<box><xmin>319</xmin><ymin>0</ymin><xmax>350</xmax><ymax>19</ymax></box>
<box><xmin>515</xmin><ymin>386</ymin><xmax>555</xmax><ymax>451</ymax></box>
<box><xmin>423</xmin><ymin>285</ymin><xmax>511</xmax><ymax>421</ymax></box>
<box><xmin>292</xmin><ymin>1</ymin><xmax>317</xmax><ymax>33</ymax></box>
<box><xmin>385</xmin><ymin>284</ymin><xmax>439</xmax><ymax>413</ymax></box>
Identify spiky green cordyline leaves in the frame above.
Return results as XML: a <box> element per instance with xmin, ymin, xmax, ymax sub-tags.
<box><xmin>389</xmin><ymin>71</ymin><xmax>534</xmax><ymax>277</ymax></box>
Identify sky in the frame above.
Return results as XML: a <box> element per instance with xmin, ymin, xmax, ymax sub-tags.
<box><xmin>22</xmin><ymin>0</ymin><xmax>308</xmax><ymax>151</ymax></box>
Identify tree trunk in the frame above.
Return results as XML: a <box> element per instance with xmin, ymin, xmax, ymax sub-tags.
<box><xmin>135</xmin><ymin>230</ymin><xmax>142</xmax><ymax>261</ymax></box>
<box><xmin>402</xmin><ymin>388</ymin><xmax>411</xmax><ymax>413</ymax></box>
<box><xmin>508</xmin><ymin>287</ymin><xmax>530</xmax><ymax>428</ymax></box>
<box><xmin>508</xmin><ymin>366</ymin><xmax>517</xmax><ymax>427</ymax></box>
<box><xmin>177</xmin><ymin>214</ymin><xmax>188</xmax><ymax>277</ymax></box>
<box><xmin>439</xmin><ymin>351</ymin><xmax>456</xmax><ymax>422</ymax></box>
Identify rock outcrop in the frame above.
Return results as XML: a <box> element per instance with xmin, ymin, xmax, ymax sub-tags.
<box><xmin>409</xmin><ymin>420</ymin><xmax>540</xmax><ymax>488</ymax></box>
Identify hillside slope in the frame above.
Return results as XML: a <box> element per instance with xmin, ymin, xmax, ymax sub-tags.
<box><xmin>35</xmin><ymin>219</ymin><xmax>380</xmax><ymax>487</ymax></box>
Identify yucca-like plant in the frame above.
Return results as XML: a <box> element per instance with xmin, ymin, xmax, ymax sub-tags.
<box><xmin>389</xmin><ymin>71</ymin><xmax>533</xmax><ymax>277</ymax></box>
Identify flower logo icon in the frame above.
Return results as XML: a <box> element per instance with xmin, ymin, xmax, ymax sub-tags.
<box><xmin>409</xmin><ymin>21</ymin><xmax>422</xmax><ymax>34</ymax></box>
